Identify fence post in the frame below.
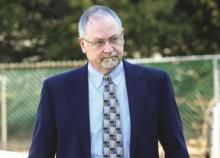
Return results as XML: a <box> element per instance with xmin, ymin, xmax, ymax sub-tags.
<box><xmin>0</xmin><ymin>75</ymin><xmax>7</xmax><ymax>150</ymax></box>
<box><xmin>213</xmin><ymin>58</ymin><xmax>220</xmax><ymax>104</ymax></box>
<box><xmin>211</xmin><ymin>58</ymin><xmax>220</xmax><ymax>158</ymax></box>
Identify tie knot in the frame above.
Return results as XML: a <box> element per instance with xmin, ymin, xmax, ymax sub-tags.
<box><xmin>103</xmin><ymin>75</ymin><xmax>112</xmax><ymax>82</ymax></box>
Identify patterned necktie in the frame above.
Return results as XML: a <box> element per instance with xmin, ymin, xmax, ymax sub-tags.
<box><xmin>103</xmin><ymin>75</ymin><xmax>123</xmax><ymax>158</ymax></box>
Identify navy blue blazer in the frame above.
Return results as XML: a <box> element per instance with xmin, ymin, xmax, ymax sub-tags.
<box><xmin>29</xmin><ymin>60</ymin><xmax>189</xmax><ymax>158</ymax></box>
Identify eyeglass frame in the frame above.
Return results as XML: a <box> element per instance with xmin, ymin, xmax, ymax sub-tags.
<box><xmin>83</xmin><ymin>33</ymin><xmax>124</xmax><ymax>49</ymax></box>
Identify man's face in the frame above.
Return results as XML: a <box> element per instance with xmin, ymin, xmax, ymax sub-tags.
<box><xmin>78</xmin><ymin>15</ymin><xmax>124</xmax><ymax>74</ymax></box>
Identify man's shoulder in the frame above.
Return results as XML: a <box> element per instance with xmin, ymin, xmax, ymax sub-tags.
<box><xmin>124</xmin><ymin>60</ymin><xmax>171</xmax><ymax>86</ymax></box>
<box><xmin>123</xmin><ymin>60</ymin><xmax>167</xmax><ymax>77</ymax></box>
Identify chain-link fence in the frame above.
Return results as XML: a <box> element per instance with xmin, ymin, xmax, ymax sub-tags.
<box><xmin>0</xmin><ymin>55</ymin><xmax>219</xmax><ymax>157</ymax></box>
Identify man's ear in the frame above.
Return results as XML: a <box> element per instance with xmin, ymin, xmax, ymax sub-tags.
<box><xmin>121</xmin><ymin>27</ymin><xmax>125</xmax><ymax>44</ymax></box>
<box><xmin>121</xmin><ymin>27</ymin><xmax>124</xmax><ymax>33</ymax></box>
<box><xmin>78</xmin><ymin>37</ymin><xmax>86</xmax><ymax>54</ymax></box>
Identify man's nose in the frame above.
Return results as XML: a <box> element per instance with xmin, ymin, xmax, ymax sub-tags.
<box><xmin>103</xmin><ymin>41</ymin><xmax>113</xmax><ymax>53</ymax></box>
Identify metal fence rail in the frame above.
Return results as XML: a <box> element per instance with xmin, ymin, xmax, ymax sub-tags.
<box><xmin>0</xmin><ymin>54</ymin><xmax>219</xmax><ymax>157</ymax></box>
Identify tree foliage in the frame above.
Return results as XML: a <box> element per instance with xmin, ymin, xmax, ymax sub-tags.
<box><xmin>0</xmin><ymin>0</ymin><xmax>219</xmax><ymax>62</ymax></box>
<box><xmin>174</xmin><ymin>0</ymin><xmax>220</xmax><ymax>55</ymax></box>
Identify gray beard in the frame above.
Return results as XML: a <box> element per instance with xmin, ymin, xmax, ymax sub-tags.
<box><xmin>101</xmin><ymin>51</ymin><xmax>120</xmax><ymax>69</ymax></box>
<box><xmin>101</xmin><ymin>57</ymin><xmax>120</xmax><ymax>69</ymax></box>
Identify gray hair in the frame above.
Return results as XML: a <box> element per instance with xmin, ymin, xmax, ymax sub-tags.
<box><xmin>78</xmin><ymin>5</ymin><xmax>122</xmax><ymax>37</ymax></box>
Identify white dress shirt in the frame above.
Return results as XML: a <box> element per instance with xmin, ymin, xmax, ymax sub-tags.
<box><xmin>88</xmin><ymin>61</ymin><xmax>131</xmax><ymax>158</ymax></box>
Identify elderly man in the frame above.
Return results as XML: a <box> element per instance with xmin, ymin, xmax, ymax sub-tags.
<box><xmin>28</xmin><ymin>5</ymin><xmax>189</xmax><ymax>158</ymax></box>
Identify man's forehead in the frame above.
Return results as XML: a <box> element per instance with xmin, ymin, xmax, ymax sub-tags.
<box><xmin>85</xmin><ymin>14</ymin><xmax>120</xmax><ymax>37</ymax></box>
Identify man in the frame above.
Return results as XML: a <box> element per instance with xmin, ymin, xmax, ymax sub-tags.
<box><xmin>29</xmin><ymin>5</ymin><xmax>189</xmax><ymax>158</ymax></box>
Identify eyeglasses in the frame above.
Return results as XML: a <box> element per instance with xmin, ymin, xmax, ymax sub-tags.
<box><xmin>83</xmin><ymin>33</ymin><xmax>123</xmax><ymax>49</ymax></box>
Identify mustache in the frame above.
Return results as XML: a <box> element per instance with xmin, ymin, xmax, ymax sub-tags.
<box><xmin>102</xmin><ymin>51</ymin><xmax>118</xmax><ymax>58</ymax></box>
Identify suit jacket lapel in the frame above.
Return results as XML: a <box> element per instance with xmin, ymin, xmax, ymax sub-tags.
<box><xmin>67</xmin><ymin>64</ymin><xmax>91</xmax><ymax>158</ymax></box>
<box><xmin>123</xmin><ymin>60</ymin><xmax>148</xmax><ymax>158</ymax></box>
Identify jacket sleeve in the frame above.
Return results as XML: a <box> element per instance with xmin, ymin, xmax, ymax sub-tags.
<box><xmin>158</xmin><ymin>72</ymin><xmax>189</xmax><ymax>158</ymax></box>
<box><xmin>28</xmin><ymin>80</ymin><xmax>56</xmax><ymax>158</ymax></box>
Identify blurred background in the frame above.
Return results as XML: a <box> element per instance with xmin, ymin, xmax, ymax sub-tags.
<box><xmin>0</xmin><ymin>0</ymin><xmax>220</xmax><ymax>158</ymax></box>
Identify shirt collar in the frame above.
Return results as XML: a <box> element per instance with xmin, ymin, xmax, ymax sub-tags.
<box><xmin>88</xmin><ymin>61</ymin><xmax>124</xmax><ymax>89</ymax></box>
<box><xmin>108</xmin><ymin>61</ymin><xmax>123</xmax><ymax>87</ymax></box>
<box><xmin>88</xmin><ymin>63</ymin><xmax>103</xmax><ymax>89</ymax></box>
